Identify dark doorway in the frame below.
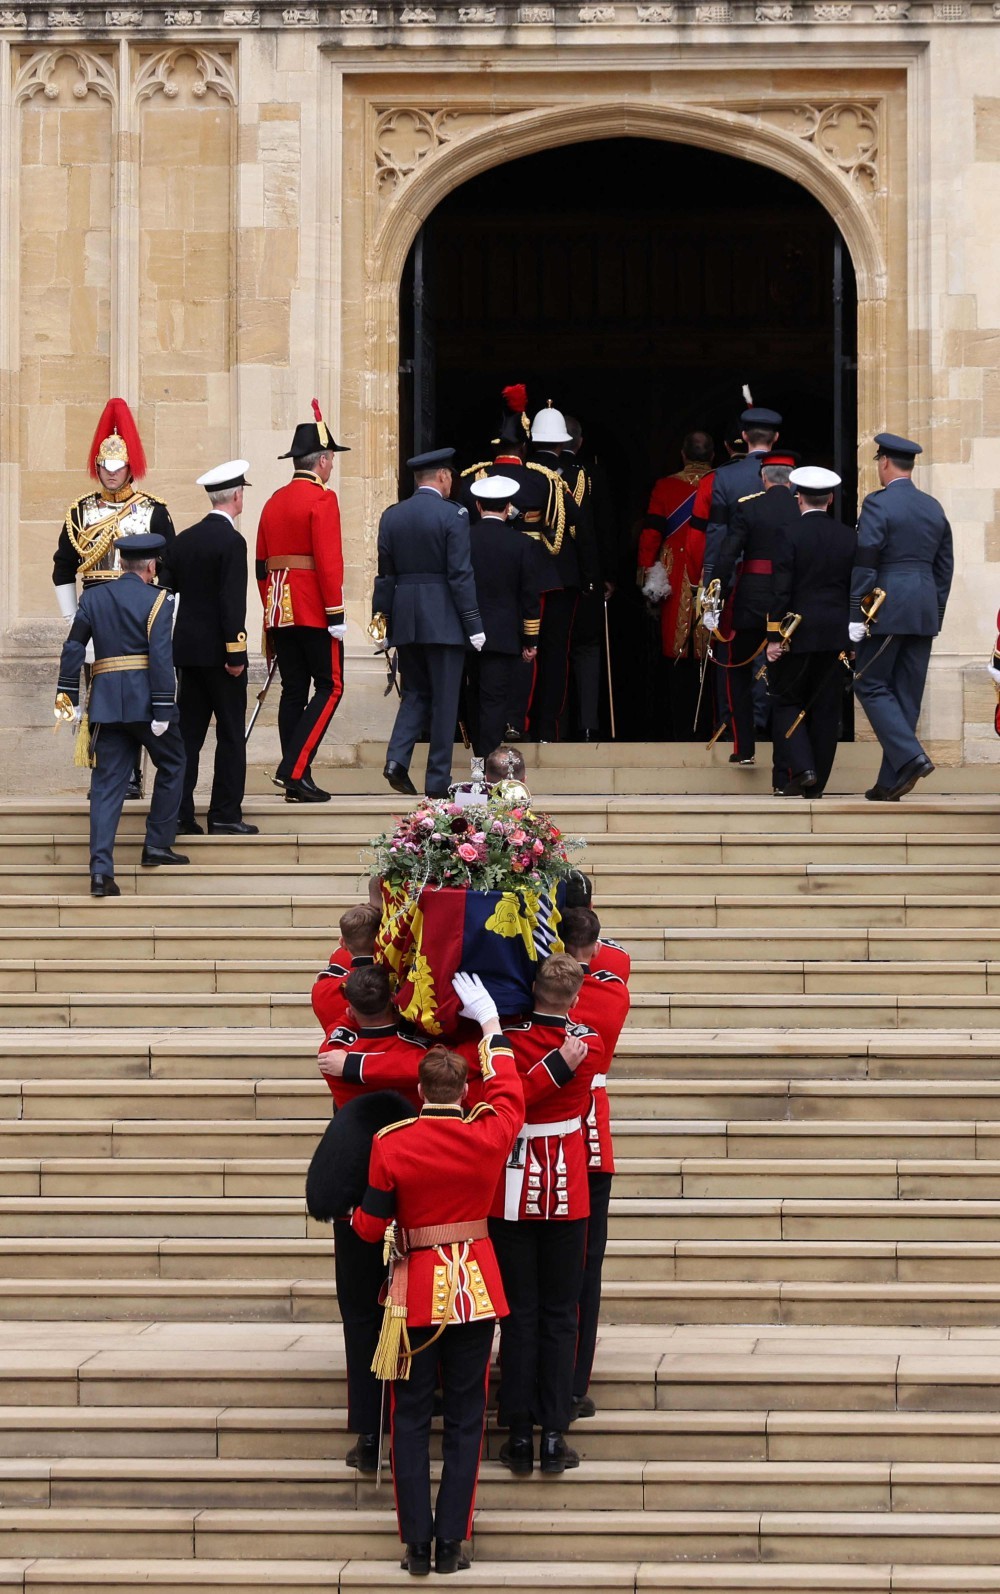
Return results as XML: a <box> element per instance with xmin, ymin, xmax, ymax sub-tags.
<box><xmin>399</xmin><ymin>136</ymin><xmax>858</xmax><ymax>740</ymax></box>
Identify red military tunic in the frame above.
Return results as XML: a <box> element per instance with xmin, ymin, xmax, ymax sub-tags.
<box><xmin>590</xmin><ymin>936</ymin><xmax>631</xmax><ymax>982</ymax></box>
<box><xmin>311</xmin><ymin>952</ymin><xmax>375</xmax><ymax>1035</ymax></box>
<box><xmin>318</xmin><ymin>1020</ymin><xmax>426</xmax><ymax>1112</ymax></box>
<box><xmin>491</xmin><ymin>1013</ymin><xmax>604</xmax><ymax>1223</ymax></box>
<box><xmin>255</xmin><ymin>470</ymin><xmax>345</xmax><ymax>631</ymax></box>
<box><xmin>352</xmin><ymin>1035</ymin><xmax>525</xmax><ymax>1327</ymax></box>
<box><xmin>572</xmin><ymin>967</ymin><xmax>630</xmax><ymax>1175</ymax></box>
<box><xmin>638</xmin><ymin>465</ymin><xmax>712</xmax><ymax>659</ymax></box>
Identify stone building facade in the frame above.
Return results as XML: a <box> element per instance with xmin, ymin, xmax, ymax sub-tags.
<box><xmin>0</xmin><ymin>1</ymin><xmax>997</xmax><ymax>785</ymax></box>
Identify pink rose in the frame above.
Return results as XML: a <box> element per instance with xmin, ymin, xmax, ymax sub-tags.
<box><xmin>510</xmin><ymin>829</ymin><xmax>526</xmax><ymax>845</ymax></box>
<box><xmin>447</xmin><ymin>804</ymin><xmax>463</xmax><ymax>817</ymax></box>
<box><xmin>511</xmin><ymin>808</ymin><xmax>524</xmax><ymax>820</ymax></box>
<box><xmin>532</xmin><ymin>840</ymin><xmax>544</xmax><ymax>855</ymax></box>
<box><xmin>492</xmin><ymin>820</ymin><xmax>505</xmax><ymax>833</ymax></box>
<box><xmin>457</xmin><ymin>843</ymin><xmax>478</xmax><ymax>862</ymax></box>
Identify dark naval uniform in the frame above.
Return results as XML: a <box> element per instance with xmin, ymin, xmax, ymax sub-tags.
<box><xmin>353</xmin><ymin>1034</ymin><xmax>524</xmax><ymax>1570</ymax></box>
<box><xmin>374</xmin><ymin>454</ymin><xmax>483</xmax><ymax>797</ymax></box>
<box><xmin>56</xmin><ymin>561</ymin><xmax>184</xmax><ymax>885</ymax></box>
<box><xmin>767</xmin><ymin>507</ymin><xmax>857</xmax><ymax>794</ymax></box>
<box><xmin>162</xmin><ymin>509</ymin><xmax>249</xmax><ymax>829</ymax></box>
<box><xmin>526</xmin><ymin>444</ymin><xmax>599</xmax><ymax>741</ymax></box>
<box><xmin>852</xmin><ymin>479</ymin><xmax>954</xmax><ymax>795</ymax></box>
<box><xmin>466</xmin><ymin>513</ymin><xmax>541</xmax><ymax>758</ymax></box>
<box><xmin>714</xmin><ymin>482</ymin><xmax>802</xmax><ymax>762</ymax></box>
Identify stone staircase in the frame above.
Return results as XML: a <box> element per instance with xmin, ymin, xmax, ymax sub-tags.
<box><xmin>2</xmin><ymin>749</ymin><xmax>1000</xmax><ymax>1590</ymax></box>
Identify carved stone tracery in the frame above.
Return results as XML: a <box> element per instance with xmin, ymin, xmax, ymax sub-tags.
<box><xmin>13</xmin><ymin>45</ymin><xmax>117</xmax><ymax>104</ymax></box>
<box><xmin>758</xmin><ymin>101</ymin><xmax>880</xmax><ymax>196</ymax></box>
<box><xmin>375</xmin><ymin>106</ymin><xmax>519</xmax><ymax>194</ymax></box>
<box><xmin>133</xmin><ymin>44</ymin><xmax>236</xmax><ymax>103</ymax></box>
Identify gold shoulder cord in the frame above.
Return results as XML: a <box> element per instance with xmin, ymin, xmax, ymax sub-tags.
<box><xmin>524</xmin><ymin>463</ymin><xmax>568</xmax><ymax>556</ymax></box>
<box><xmin>68</xmin><ymin>494</ymin><xmax>143</xmax><ymax>577</ymax></box>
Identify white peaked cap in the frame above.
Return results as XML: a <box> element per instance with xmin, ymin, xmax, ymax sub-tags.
<box><xmin>196</xmin><ymin>459</ymin><xmax>252</xmax><ymax>490</ymax></box>
<box><xmin>530</xmin><ymin>404</ymin><xmax>572</xmax><ymax>445</ymax></box>
<box><xmin>789</xmin><ymin>465</ymin><xmax>841</xmax><ymax>492</ymax></box>
<box><xmin>470</xmin><ymin>475</ymin><xmax>520</xmax><ymax>501</ymax></box>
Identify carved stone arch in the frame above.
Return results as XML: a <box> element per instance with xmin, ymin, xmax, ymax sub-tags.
<box><xmin>13</xmin><ymin>46</ymin><xmax>117</xmax><ymax>105</ymax></box>
<box><xmin>133</xmin><ymin>45</ymin><xmax>237</xmax><ymax>106</ymax></box>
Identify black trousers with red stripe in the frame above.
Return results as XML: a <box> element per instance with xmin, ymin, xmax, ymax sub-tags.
<box><xmin>270</xmin><ymin>626</ymin><xmax>344</xmax><ymax>784</ymax></box>
<box><xmin>391</xmin><ymin>1318</ymin><xmax>494</xmax><ymax>1545</ymax></box>
<box><xmin>723</xmin><ymin>626</ymin><xmax>765</xmax><ymax>760</ymax></box>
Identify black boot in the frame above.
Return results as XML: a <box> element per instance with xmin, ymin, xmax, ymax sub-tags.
<box><xmin>90</xmin><ymin>875</ymin><xmax>120</xmax><ymax>899</ymax></box>
<box><xmin>401</xmin><ymin>1543</ymin><xmax>431</xmax><ymax>1577</ymax></box>
<box><xmin>539</xmin><ymin>1430</ymin><xmax>580</xmax><ymax>1474</ymax></box>
<box><xmin>497</xmin><ymin>1433</ymin><xmax>533</xmax><ymax>1476</ymax></box>
<box><xmin>345</xmin><ymin>1433</ymin><xmax>379</xmax><ymax>1475</ymax></box>
<box><xmin>284</xmin><ymin>778</ymin><xmax>331</xmax><ymax>804</ymax></box>
<box><xmin>384</xmin><ymin>760</ymin><xmax>417</xmax><ymax>797</ymax></box>
<box><xmin>140</xmin><ymin>846</ymin><xmax>190</xmax><ymax>867</ymax></box>
<box><xmin>434</xmin><ymin>1538</ymin><xmax>470</xmax><ymax>1574</ymax></box>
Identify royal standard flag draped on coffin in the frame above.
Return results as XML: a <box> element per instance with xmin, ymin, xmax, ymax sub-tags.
<box><xmin>377</xmin><ymin>881</ymin><xmax>563</xmax><ymax>1036</ymax></box>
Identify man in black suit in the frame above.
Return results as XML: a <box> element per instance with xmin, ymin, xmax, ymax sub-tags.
<box><xmin>373</xmin><ymin>448</ymin><xmax>485</xmax><ymax>800</ymax></box>
<box><xmin>713</xmin><ymin>449</ymin><xmax>802</xmax><ymax>767</ymax></box>
<box><xmin>161</xmin><ymin>460</ymin><xmax>258</xmax><ymax>837</ymax></box>
<box><xmin>765</xmin><ymin>466</ymin><xmax>857</xmax><ymax>797</ymax></box>
<box><xmin>465</xmin><ymin>475</ymin><xmax>541</xmax><ymax>760</ymax></box>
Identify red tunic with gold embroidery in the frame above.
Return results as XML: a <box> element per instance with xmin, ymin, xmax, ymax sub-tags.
<box><xmin>638</xmin><ymin>466</ymin><xmax>711</xmax><ymax>659</ymax></box>
<box><xmin>255</xmin><ymin>471</ymin><xmax>345</xmax><ymax>631</ymax></box>
<box><xmin>572</xmin><ymin>967</ymin><xmax>630</xmax><ymax>1176</ymax></box>
<box><xmin>489</xmin><ymin>1013</ymin><xmax>604</xmax><ymax>1223</ymax></box>
<box><xmin>352</xmin><ymin>1035</ymin><xmax>524</xmax><ymax>1327</ymax></box>
<box><xmin>318</xmin><ymin>1020</ymin><xmax>427</xmax><ymax>1112</ymax></box>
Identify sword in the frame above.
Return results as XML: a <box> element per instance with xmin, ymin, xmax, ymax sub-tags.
<box><xmin>245</xmin><ymin>658</ymin><xmax>277</xmax><ymax>745</ymax></box>
<box><xmin>603</xmin><ymin>596</ymin><xmax>616</xmax><ymax>740</ymax></box>
<box><xmin>693</xmin><ymin>645</ymin><xmax>709</xmax><ymax>733</ymax></box>
<box><xmin>784</xmin><ymin>650</ymin><xmax>854</xmax><ymax>739</ymax></box>
<box><xmin>375</xmin><ymin>1376</ymin><xmax>388</xmax><ymax>1492</ymax></box>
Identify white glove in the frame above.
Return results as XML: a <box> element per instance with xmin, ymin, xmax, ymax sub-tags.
<box><xmin>84</xmin><ymin>639</ymin><xmax>95</xmax><ymax>665</ymax></box>
<box><xmin>469</xmin><ymin>632</ymin><xmax>486</xmax><ymax>652</ymax></box>
<box><xmin>328</xmin><ymin>623</ymin><xmax>347</xmax><ymax>640</ymax></box>
<box><xmin>373</xmin><ymin>637</ymin><xmax>389</xmax><ymax>652</ymax></box>
<box><xmin>452</xmin><ymin>971</ymin><xmax>499</xmax><ymax>1026</ymax></box>
<box><xmin>701</xmin><ymin>607</ymin><xmax>721</xmax><ymax>633</ymax></box>
<box><xmin>150</xmin><ymin>720</ymin><xmax>169</xmax><ymax>737</ymax></box>
<box><xmin>848</xmin><ymin>622</ymin><xmax>867</xmax><ymax>644</ymax></box>
<box><xmin>988</xmin><ymin>663</ymin><xmax>1000</xmax><ymax>687</ymax></box>
<box><xmin>54</xmin><ymin>584</ymin><xmax>78</xmax><ymax>622</ymax></box>
<box><xmin>641</xmin><ymin>563</ymin><xmax>672</xmax><ymax>604</ymax></box>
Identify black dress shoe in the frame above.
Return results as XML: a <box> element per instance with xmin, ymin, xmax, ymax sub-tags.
<box><xmin>728</xmin><ymin>753</ymin><xmax>755</xmax><ymax>767</ymax></box>
<box><xmin>571</xmin><ymin>1394</ymin><xmax>596</xmax><ymax>1421</ymax></box>
<box><xmin>284</xmin><ymin>779</ymin><xmax>332</xmax><ymax>804</ymax></box>
<box><xmin>384</xmin><ymin>760</ymin><xmax>417</xmax><ymax>797</ymax></box>
<box><xmin>208</xmin><ymin>820</ymin><xmax>260</xmax><ymax>835</ymax></box>
<box><xmin>124</xmin><ymin>778</ymin><xmax>142</xmax><ymax>801</ymax></box>
<box><xmin>298</xmin><ymin>774</ymin><xmax>331</xmax><ymax>799</ymax></box>
<box><xmin>401</xmin><ymin>1542</ymin><xmax>431</xmax><ymax>1577</ymax></box>
<box><xmin>434</xmin><ymin>1538</ymin><xmax>470</xmax><ymax>1574</ymax></box>
<box><xmin>176</xmin><ymin>821</ymin><xmax>204</xmax><ymax>836</ymax></box>
<box><xmin>865</xmin><ymin>784</ymin><xmax>899</xmax><ymax>802</ymax></box>
<box><xmin>345</xmin><ymin>1433</ymin><xmax>379</xmax><ymax>1474</ymax></box>
<box><xmin>780</xmin><ymin>770</ymin><xmax>819</xmax><ymax>797</ymax></box>
<box><xmin>539</xmin><ymin>1430</ymin><xmax>580</xmax><ymax>1474</ymax></box>
<box><xmin>90</xmin><ymin>875</ymin><xmax>120</xmax><ymax>899</ymax></box>
<box><xmin>498</xmin><ymin>1434</ymin><xmax>534</xmax><ymax>1476</ymax></box>
<box><xmin>885</xmin><ymin>753</ymin><xmax>935</xmax><ymax>800</ymax></box>
<box><xmin>140</xmin><ymin>847</ymin><xmax>190</xmax><ymax>867</ymax></box>
<box><xmin>579</xmin><ymin>729</ymin><xmax>598</xmax><ymax>743</ymax></box>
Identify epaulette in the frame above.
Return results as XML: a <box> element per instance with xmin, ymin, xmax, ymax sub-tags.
<box><xmin>466</xmin><ymin>1101</ymin><xmax>498</xmax><ymax>1122</ymax></box>
<box><xmin>592</xmin><ymin>968</ymin><xmax>625</xmax><ymax>986</ymax></box>
<box><xmin>737</xmin><ymin>491</ymin><xmax>765</xmax><ymax>504</ymax></box>
<box><xmin>567</xmin><ymin>1019</ymin><xmax>596</xmax><ymax>1039</ymax></box>
<box><xmin>326</xmin><ymin>1025</ymin><xmax>356</xmax><ymax>1047</ymax></box>
<box><xmin>602</xmin><ymin>937</ymin><xmax>625</xmax><ymax>950</ymax></box>
<box><xmin>375</xmin><ymin>1115</ymin><xmax>418</xmax><ymax>1139</ymax></box>
<box><xmin>399</xmin><ymin>1032</ymin><xmax>429</xmax><ymax>1050</ymax></box>
<box><xmin>506</xmin><ymin>1019</ymin><xmax>532</xmax><ymax>1032</ymax></box>
<box><xmin>526</xmin><ymin>462</ymin><xmax>566</xmax><ymax>489</ymax></box>
<box><xmin>460</xmin><ymin>461</ymin><xmax>493</xmax><ymax>480</ymax></box>
<box><xmin>141</xmin><ymin>491</ymin><xmax>167</xmax><ymax>507</ymax></box>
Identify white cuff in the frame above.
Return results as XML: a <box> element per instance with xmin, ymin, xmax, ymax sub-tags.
<box><xmin>55</xmin><ymin>584</ymin><xmax>78</xmax><ymax>621</ymax></box>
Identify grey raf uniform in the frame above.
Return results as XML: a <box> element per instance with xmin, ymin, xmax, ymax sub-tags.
<box><xmin>373</xmin><ymin>485</ymin><xmax>483</xmax><ymax>795</ymax></box>
<box><xmin>851</xmin><ymin>477</ymin><xmax>954</xmax><ymax>789</ymax></box>
<box><xmin>57</xmin><ymin>573</ymin><xmax>185</xmax><ymax>878</ymax></box>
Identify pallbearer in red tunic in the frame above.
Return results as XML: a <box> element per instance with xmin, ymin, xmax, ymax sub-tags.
<box><xmin>638</xmin><ymin>432</ymin><xmax>715</xmax><ymax>737</ymax></box>
<box><xmin>488</xmin><ymin>953</ymin><xmax>604</xmax><ymax>1477</ymax></box>
<box><xmin>311</xmin><ymin>902</ymin><xmax>380</xmax><ymax>1036</ymax></box>
<box><xmin>352</xmin><ymin>973</ymin><xmax>525</xmax><ymax>1579</ymax></box>
<box><xmin>559</xmin><ymin>906</ymin><xmax>631</xmax><ymax>1419</ymax></box>
<box><xmin>255</xmin><ymin>401</ymin><xmax>348</xmax><ymax>803</ymax></box>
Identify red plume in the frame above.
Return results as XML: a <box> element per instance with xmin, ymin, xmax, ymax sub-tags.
<box><xmin>87</xmin><ymin>398</ymin><xmax>146</xmax><ymax>481</ymax></box>
<box><xmin>311</xmin><ymin>397</ymin><xmax>324</xmax><ymax>423</ymax></box>
<box><xmin>502</xmin><ymin>383</ymin><xmax>528</xmax><ymax>415</ymax></box>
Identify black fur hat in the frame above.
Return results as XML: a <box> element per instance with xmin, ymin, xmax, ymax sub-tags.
<box><xmin>306</xmin><ymin>1090</ymin><xmax>415</xmax><ymax>1222</ymax></box>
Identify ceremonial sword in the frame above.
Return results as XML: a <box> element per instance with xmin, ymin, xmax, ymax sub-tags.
<box><xmin>244</xmin><ymin>658</ymin><xmax>277</xmax><ymax>745</ymax></box>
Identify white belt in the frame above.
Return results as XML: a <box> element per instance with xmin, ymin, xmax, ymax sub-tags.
<box><xmin>522</xmin><ymin>1116</ymin><xmax>582</xmax><ymax>1138</ymax></box>
<box><xmin>591</xmin><ymin>1074</ymin><xmax>607</xmax><ymax>1090</ymax></box>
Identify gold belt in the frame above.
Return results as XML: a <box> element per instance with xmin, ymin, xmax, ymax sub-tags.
<box><xmin>406</xmin><ymin>1220</ymin><xmax>488</xmax><ymax>1250</ymax></box>
<box><xmin>92</xmin><ymin>655</ymin><xmax>149</xmax><ymax>676</ymax></box>
<box><xmin>265</xmin><ymin>554</ymin><xmax>315</xmax><ymax>572</ymax></box>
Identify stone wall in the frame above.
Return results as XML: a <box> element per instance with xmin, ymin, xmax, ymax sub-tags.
<box><xmin>0</xmin><ymin>4</ymin><xmax>996</xmax><ymax>788</ymax></box>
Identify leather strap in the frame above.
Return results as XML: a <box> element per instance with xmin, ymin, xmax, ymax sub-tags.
<box><xmin>406</xmin><ymin>1220</ymin><xmax>488</xmax><ymax>1249</ymax></box>
<box><xmin>265</xmin><ymin>554</ymin><xmax>315</xmax><ymax>571</ymax></box>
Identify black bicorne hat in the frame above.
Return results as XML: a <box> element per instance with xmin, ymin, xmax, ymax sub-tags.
<box><xmin>279</xmin><ymin>399</ymin><xmax>350</xmax><ymax>459</ymax></box>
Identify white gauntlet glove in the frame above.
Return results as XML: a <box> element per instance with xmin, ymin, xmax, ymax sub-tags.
<box><xmin>452</xmin><ymin>971</ymin><xmax>499</xmax><ymax>1026</ymax></box>
<box><xmin>150</xmin><ymin>720</ymin><xmax>169</xmax><ymax>737</ymax></box>
<box><xmin>641</xmin><ymin>564</ymin><xmax>672</xmax><ymax>604</ymax></box>
<box><xmin>468</xmin><ymin>633</ymin><xmax>486</xmax><ymax>652</ymax></box>
<box><xmin>848</xmin><ymin>622</ymin><xmax>867</xmax><ymax>644</ymax></box>
<box><xmin>988</xmin><ymin>663</ymin><xmax>1000</xmax><ymax>687</ymax></box>
<box><xmin>701</xmin><ymin>606</ymin><xmax>721</xmax><ymax>633</ymax></box>
<box><xmin>327</xmin><ymin>623</ymin><xmax>347</xmax><ymax>640</ymax></box>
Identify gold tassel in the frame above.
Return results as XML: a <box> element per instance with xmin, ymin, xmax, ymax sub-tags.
<box><xmin>73</xmin><ymin>712</ymin><xmax>96</xmax><ymax>769</ymax></box>
<box><xmin>371</xmin><ymin>1299</ymin><xmax>411</xmax><ymax>1383</ymax></box>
